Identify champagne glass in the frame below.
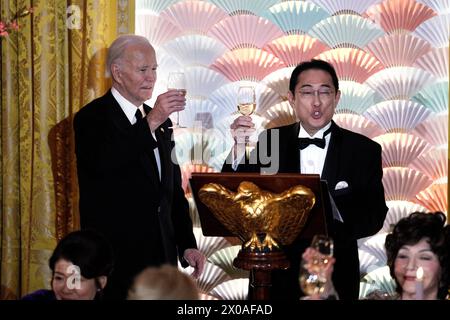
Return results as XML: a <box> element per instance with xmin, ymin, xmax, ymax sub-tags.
<box><xmin>311</xmin><ymin>234</ymin><xmax>334</xmax><ymax>262</ymax></box>
<box><xmin>299</xmin><ymin>235</ymin><xmax>334</xmax><ymax>298</ymax></box>
<box><xmin>237</xmin><ymin>86</ymin><xmax>256</xmax><ymax>160</ymax></box>
<box><xmin>167</xmin><ymin>71</ymin><xmax>187</xmax><ymax>128</ymax></box>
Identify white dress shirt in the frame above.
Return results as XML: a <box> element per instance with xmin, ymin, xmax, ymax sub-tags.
<box><xmin>298</xmin><ymin>122</ymin><xmax>332</xmax><ymax>177</ymax></box>
<box><xmin>111</xmin><ymin>87</ymin><xmax>161</xmax><ymax>180</ymax></box>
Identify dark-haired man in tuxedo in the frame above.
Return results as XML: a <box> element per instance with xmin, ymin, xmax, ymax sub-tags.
<box><xmin>74</xmin><ymin>35</ymin><xmax>205</xmax><ymax>299</ymax></box>
<box><xmin>222</xmin><ymin>59</ymin><xmax>388</xmax><ymax>300</ymax></box>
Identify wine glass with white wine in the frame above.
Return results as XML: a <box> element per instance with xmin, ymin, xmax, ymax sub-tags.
<box><xmin>167</xmin><ymin>71</ymin><xmax>187</xmax><ymax>128</ymax></box>
<box><xmin>299</xmin><ymin>235</ymin><xmax>334</xmax><ymax>299</ymax></box>
<box><xmin>237</xmin><ymin>86</ymin><xmax>256</xmax><ymax>160</ymax></box>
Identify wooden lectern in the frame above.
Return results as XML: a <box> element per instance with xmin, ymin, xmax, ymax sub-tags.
<box><xmin>190</xmin><ymin>173</ymin><xmax>330</xmax><ymax>300</ymax></box>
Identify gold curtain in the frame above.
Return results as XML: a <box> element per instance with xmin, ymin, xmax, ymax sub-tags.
<box><xmin>0</xmin><ymin>0</ymin><xmax>134</xmax><ymax>300</ymax></box>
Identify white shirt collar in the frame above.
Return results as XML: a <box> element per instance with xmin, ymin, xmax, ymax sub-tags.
<box><xmin>111</xmin><ymin>87</ymin><xmax>144</xmax><ymax>124</ymax></box>
<box><xmin>298</xmin><ymin>122</ymin><xmax>332</xmax><ymax>139</ymax></box>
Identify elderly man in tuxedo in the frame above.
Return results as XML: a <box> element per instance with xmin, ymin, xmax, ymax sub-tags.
<box><xmin>74</xmin><ymin>35</ymin><xmax>205</xmax><ymax>299</ymax></box>
<box><xmin>222</xmin><ymin>59</ymin><xmax>388</xmax><ymax>300</ymax></box>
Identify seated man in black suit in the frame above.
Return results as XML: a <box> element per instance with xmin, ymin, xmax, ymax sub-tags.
<box><xmin>222</xmin><ymin>59</ymin><xmax>388</xmax><ymax>300</ymax></box>
<box><xmin>74</xmin><ymin>35</ymin><xmax>205</xmax><ymax>299</ymax></box>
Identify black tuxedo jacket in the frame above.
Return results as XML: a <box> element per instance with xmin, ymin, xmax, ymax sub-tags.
<box><xmin>74</xmin><ymin>91</ymin><xmax>197</xmax><ymax>298</ymax></box>
<box><xmin>223</xmin><ymin>121</ymin><xmax>388</xmax><ymax>300</ymax></box>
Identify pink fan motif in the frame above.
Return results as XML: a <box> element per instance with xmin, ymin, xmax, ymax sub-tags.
<box><xmin>211</xmin><ymin>48</ymin><xmax>286</xmax><ymax>82</ymax></box>
<box><xmin>263</xmin><ymin>34</ymin><xmax>329</xmax><ymax>67</ymax></box>
<box><xmin>363</xmin><ymin>100</ymin><xmax>432</xmax><ymax>133</ymax></box>
<box><xmin>414</xmin><ymin>14</ymin><xmax>450</xmax><ymax>48</ymax></box>
<box><xmin>135</xmin><ymin>13</ymin><xmax>182</xmax><ymax>47</ymax></box>
<box><xmin>411</xmin><ymin>148</ymin><xmax>448</xmax><ymax>182</ymax></box>
<box><xmin>312</xmin><ymin>0</ymin><xmax>384</xmax><ymax>15</ymax></box>
<box><xmin>207</xmin><ymin>14</ymin><xmax>284</xmax><ymax>50</ymax></box>
<box><xmin>373</xmin><ymin>133</ymin><xmax>431</xmax><ymax>167</ymax></box>
<box><xmin>414</xmin><ymin>183</ymin><xmax>448</xmax><ymax>213</ymax></box>
<box><xmin>414</xmin><ymin>47</ymin><xmax>449</xmax><ymax>80</ymax></box>
<box><xmin>261</xmin><ymin>101</ymin><xmax>297</xmax><ymax>129</ymax></box>
<box><xmin>412</xmin><ymin>113</ymin><xmax>448</xmax><ymax>146</ymax></box>
<box><xmin>262</xmin><ymin>67</ymin><xmax>294</xmax><ymax>101</ymax></box>
<box><xmin>382</xmin><ymin>200</ymin><xmax>428</xmax><ymax>233</ymax></box>
<box><xmin>316</xmin><ymin>48</ymin><xmax>383</xmax><ymax>83</ymax></box>
<box><xmin>383</xmin><ymin>167</ymin><xmax>433</xmax><ymax>201</ymax></box>
<box><xmin>333</xmin><ymin>114</ymin><xmax>384</xmax><ymax>139</ymax></box>
<box><xmin>364</xmin><ymin>0</ymin><xmax>437</xmax><ymax>34</ymax></box>
<box><xmin>365</xmin><ymin>33</ymin><xmax>431</xmax><ymax>68</ymax></box>
<box><xmin>365</xmin><ymin>67</ymin><xmax>436</xmax><ymax>100</ymax></box>
<box><xmin>162</xmin><ymin>34</ymin><xmax>227</xmax><ymax>67</ymax></box>
<box><xmin>181</xmin><ymin>163</ymin><xmax>216</xmax><ymax>195</ymax></box>
<box><xmin>159</xmin><ymin>0</ymin><xmax>228</xmax><ymax>35</ymax></box>
<box><xmin>416</xmin><ymin>0</ymin><xmax>450</xmax><ymax>13</ymax></box>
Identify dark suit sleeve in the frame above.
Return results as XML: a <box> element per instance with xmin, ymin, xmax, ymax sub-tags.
<box><xmin>74</xmin><ymin>110</ymin><xmax>157</xmax><ymax>177</ymax></box>
<box><xmin>334</xmin><ymin>142</ymin><xmax>388</xmax><ymax>240</ymax></box>
<box><xmin>173</xmin><ymin>164</ymin><xmax>198</xmax><ymax>265</ymax></box>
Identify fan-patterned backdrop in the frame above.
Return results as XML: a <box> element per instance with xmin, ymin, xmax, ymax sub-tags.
<box><xmin>134</xmin><ymin>0</ymin><xmax>449</xmax><ymax>299</ymax></box>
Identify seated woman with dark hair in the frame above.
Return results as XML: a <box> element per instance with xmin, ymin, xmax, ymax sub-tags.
<box><xmin>302</xmin><ymin>211</ymin><xmax>450</xmax><ymax>300</ymax></box>
<box><xmin>384</xmin><ymin>211</ymin><xmax>449</xmax><ymax>300</ymax></box>
<box><xmin>22</xmin><ymin>229</ymin><xmax>114</xmax><ymax>300</ymax></box>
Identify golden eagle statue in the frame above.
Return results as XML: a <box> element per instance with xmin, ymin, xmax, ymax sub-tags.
<box><xmin>198</xmin><ymin>181</ymin><xmax>315</xmax><ymax>251</ymax></box>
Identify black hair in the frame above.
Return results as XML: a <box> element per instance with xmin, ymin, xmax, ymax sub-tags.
<box><xmin>289</xmin><ymin>59</ymin><xmax>339</xmax><ymax>94</ymax></box>
<box><xmin>49</xmin><ymin>230</ymin><xmax>114</xmax><ymax>280</ymax></box>
<box><xmin>385</xmin><ymin>212</ymin><xmax>450</xmax><ymax>299</ymax></box>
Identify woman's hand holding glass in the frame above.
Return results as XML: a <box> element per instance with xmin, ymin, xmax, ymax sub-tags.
<box><xmin>299</xmin><ymin>235</ymin><xmax>336</xmax><ymax>299</ymax></box>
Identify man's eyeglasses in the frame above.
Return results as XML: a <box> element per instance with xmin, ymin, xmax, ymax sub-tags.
<box><xmin>298</xmin><ymin>88</ymin><xmax>334</xmax><ymax>100</ymax></box>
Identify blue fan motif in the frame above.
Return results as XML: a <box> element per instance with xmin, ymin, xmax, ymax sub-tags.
<box><xmin>209</xmin><ymin>0</ymin><xmax>279</xmax><ymax>16</ymax></box>
<box><xmin>412</xmin><ymin>81</ymin><xmax>449</xmax><ymax>114</ymax></box>
<box><xmin>262</xmin><ymin>1</ymin><xmax>330</xmax><ymax>34</ymax></box>
<box><xmin>309</xmin><ymin>14</ymin><xmax>385</xmax><ymax>49</ymax></box>
<box><xmin>337</xmin><ymin>81</ymin><xmax>382</xmax><ymax>114</ymax></box>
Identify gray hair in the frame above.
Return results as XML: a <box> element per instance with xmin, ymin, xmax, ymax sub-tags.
<box><xmin>106</xmin><ymin>34</ymin><xmax>152</xmax><ymax>77</ymax></box>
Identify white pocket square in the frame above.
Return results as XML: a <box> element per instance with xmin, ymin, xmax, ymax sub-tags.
<box><xmin>335</xmin><ymin>181</ymin><xmax>349</xmax><ymax>190</ymax></box>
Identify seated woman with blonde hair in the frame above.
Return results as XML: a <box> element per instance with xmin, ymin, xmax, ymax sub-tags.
<box><xmin>127</xmin><ymin>264</ymin><xmax>199</xmax><ymax>300</ymax></box>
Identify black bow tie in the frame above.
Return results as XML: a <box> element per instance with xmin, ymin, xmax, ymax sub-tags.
<box><xmin>298</xmin><ymin>127</ymin><xmax>332</xmax><ymax>150</ymax></box>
